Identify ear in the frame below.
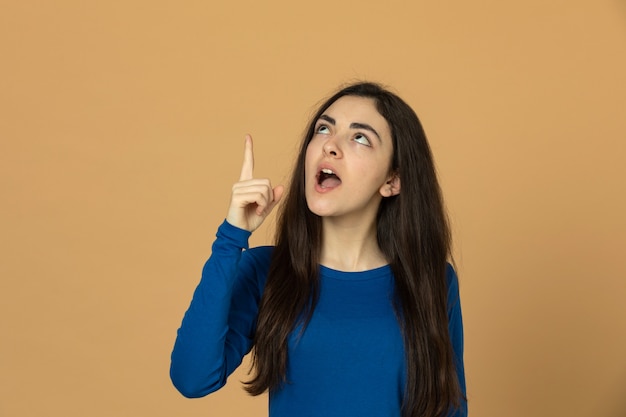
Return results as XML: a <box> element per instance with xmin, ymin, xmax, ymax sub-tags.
<box><xmin>379</xmin><ymin>173</ymin><xmax>401</xmax><ymax>197</ymax></box>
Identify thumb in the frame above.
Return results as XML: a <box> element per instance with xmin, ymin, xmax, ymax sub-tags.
<box><xmin>266</xmin><ymin>185</ymin><xmax>285</xmax><ymax>214</ymax></box>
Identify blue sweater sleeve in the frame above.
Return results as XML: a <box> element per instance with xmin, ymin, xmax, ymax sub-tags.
<box><xmin>170</xmin><ymin>221</ymin><xmax>270</xmax><ymax>398</ymax></box>
<box><xmin>446</xmin><ymin>264</ymin><xmax>468</xmax><ymax>417</ymax></box>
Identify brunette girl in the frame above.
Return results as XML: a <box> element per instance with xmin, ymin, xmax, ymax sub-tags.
<box><xmin>171</xmin><ymin>82</ymin><xmax>467</xmax><ymax>417</ymax></box>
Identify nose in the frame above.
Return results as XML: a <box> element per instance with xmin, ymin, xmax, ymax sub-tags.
<box><xmin>322</xmin><ymin>136</ymin><xmax>342</xmax><ymax>158</ymax></box>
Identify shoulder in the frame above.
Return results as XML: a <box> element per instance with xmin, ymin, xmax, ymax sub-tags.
<box><xmin>445</xmin><ymin>263</ymin><xmax>462</xmax><ymax>310</ymax></box>
<box><xmin>236</xmin><ymin>246</ymin><xmax>275</xmax><ymax>292</ymax></box>
<box><xmin>242</xmin><ymin>245</ymin><xmax>275</xmax><ymax>266</ymax></box>
<box><xmin>446</xmin><ymin>263</ymin><xmax>459</xmax><ymax>288</ymax></box>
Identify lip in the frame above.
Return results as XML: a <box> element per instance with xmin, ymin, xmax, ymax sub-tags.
<box><xmin>317</xmin><ymin>162</ymin><xmax>340</xmax><ymax>176</ymax></box>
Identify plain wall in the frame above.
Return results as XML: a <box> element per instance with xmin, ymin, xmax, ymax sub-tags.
<box><xmin>1</xmin><ymin>1</ymin><xmax>625</xmax><ymax>416</ymax></box>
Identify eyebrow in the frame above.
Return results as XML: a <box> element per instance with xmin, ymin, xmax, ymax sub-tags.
<box><xmin>318</xmin><ymin>114</ymin><xmax>382</xmax><ymax>143</ymax></box>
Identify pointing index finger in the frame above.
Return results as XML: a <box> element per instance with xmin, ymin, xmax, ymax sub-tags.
<box><xmin>239</xmin><ymin>134</ymin><xmax>254</xmax><ymax>181</ymax></box>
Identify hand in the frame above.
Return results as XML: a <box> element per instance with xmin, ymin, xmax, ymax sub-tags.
<box><xmin>226</xmin><ymin>134</ymin><xmax>285</xmax><ymax>232</ymax></box>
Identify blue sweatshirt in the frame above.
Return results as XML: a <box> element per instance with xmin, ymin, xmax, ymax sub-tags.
<box><xmin>170</xmin><ymin>221</ymin><xmax>467</xmax><ymax>416</ymax></box>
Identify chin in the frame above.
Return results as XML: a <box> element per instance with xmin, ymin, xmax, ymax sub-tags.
<box><xmin>305</xmin><ymin>198</ymin><xmax>334</xmax><ymax>218</ymax></box>
<box><xmin>306</xmin><ymin>203</ymin><xmax>327</xmax><ymax>218</ymax></box>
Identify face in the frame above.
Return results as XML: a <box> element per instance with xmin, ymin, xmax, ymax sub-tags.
<box><xmin>304</xmin><ymin>95</ymin><xmax>400</xmax><ymax>223</ymax></box>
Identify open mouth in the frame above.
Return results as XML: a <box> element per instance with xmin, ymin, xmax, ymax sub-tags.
<box><xmin>317</xmin><ymin>168</ymin><xmax>342</xmax><ymax>189</ymax></box>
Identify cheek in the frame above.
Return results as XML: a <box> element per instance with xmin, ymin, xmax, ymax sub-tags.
<box><xmin>363</xmin><ymin>154</ymin><xmax>393</xmax><ymax>177</ymax></box>
<box><xmin>365</xmin><ymin>159</ymin><xmax>394</xmax><ymax>188</ymax></box>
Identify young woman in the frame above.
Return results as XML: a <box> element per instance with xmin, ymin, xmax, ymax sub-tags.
<box><xmin>170</xmin><ymin>82</ymin><xmax>467</xmax><ymax>417</ymax></box>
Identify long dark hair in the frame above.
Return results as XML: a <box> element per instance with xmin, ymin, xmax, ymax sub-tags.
<box><xmin>245</xmin><ymin>82</ymin><xmax>464</xmax><ymax>417</ymax></box>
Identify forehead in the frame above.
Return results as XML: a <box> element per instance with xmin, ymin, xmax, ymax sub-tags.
<box><xmin>323</xmin><ymin>96</ymin><xmax>391</xmax><ymax>137</ymax></box>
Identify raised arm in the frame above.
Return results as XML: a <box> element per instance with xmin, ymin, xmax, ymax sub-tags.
<box><xmin>170</xmin><ymin>135</ymin><xmax>283</xmax><ymax>397</ymax></box>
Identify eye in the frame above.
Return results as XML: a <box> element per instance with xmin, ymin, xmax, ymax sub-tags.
<box><xmin>354</xmin><ymin>133</ymin><xmax>371</xmax><ymax>147</ymax></box>
<box><xmin>316</xmin><ymin>124</ymin><xmax>330</xmax><ymax>135</ymax></box>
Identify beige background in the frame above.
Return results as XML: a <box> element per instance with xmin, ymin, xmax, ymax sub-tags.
<box><xmin>1</xmin><ymin>1</ymin><xmax>625</xmax><ymax>416</ymax></box>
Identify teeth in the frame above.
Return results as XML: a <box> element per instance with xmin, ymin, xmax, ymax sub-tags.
<box><xmin>321</xmin><ymin>168</ymin><xmax>334</xmax><ymax>174</ymax></box>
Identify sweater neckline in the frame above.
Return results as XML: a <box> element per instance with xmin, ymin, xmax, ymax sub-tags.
<box><xmin>318</xmin><ymin>264</ymin><xmax>392</xmax><ymax>281</ymax></box>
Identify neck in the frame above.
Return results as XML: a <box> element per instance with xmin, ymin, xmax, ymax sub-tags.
<box><xmin>319</xmin><ymin>217</ymin><xmax>387</xmax><ymax>272</ymax></box>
